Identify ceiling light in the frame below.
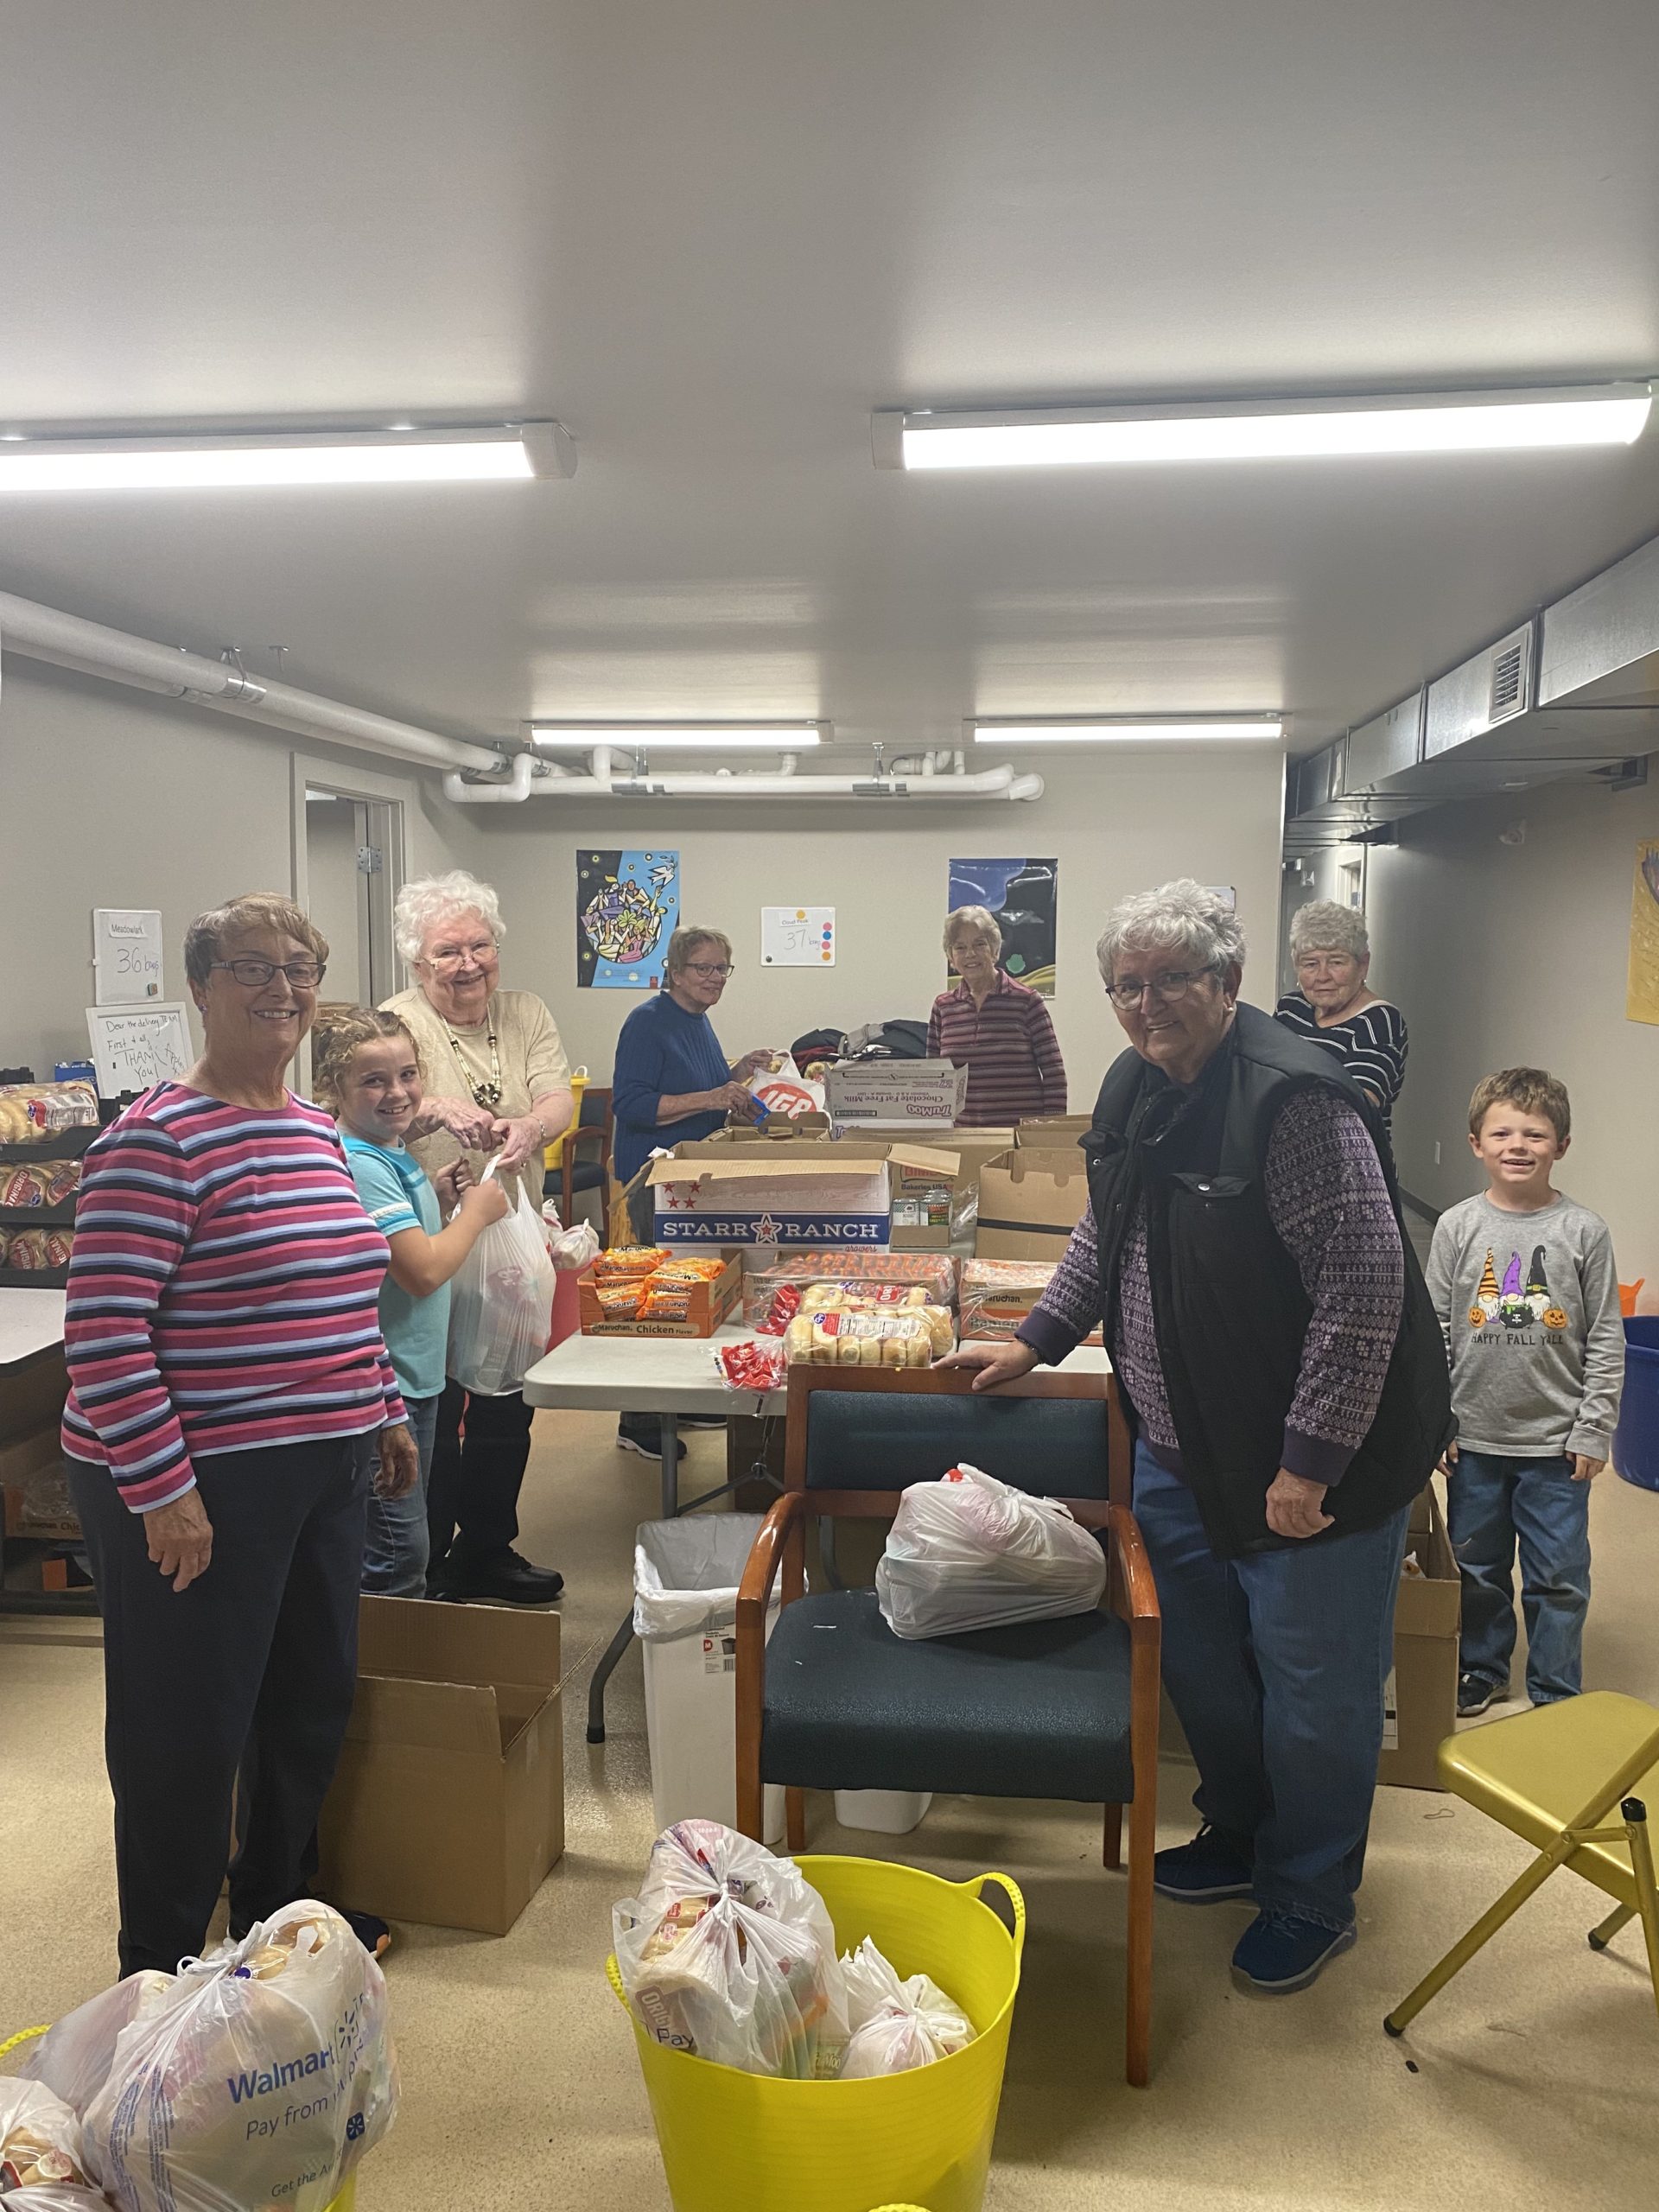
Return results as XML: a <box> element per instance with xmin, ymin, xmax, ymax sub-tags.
<box><xmin>531</xmin><ymin>723</ymin><xmax>826</xmax><ymax>751</ymax></box>
<box><xmin>0</xmin><ymin>421</ymin><xmax>575</xmax><ymax>490</ymax></box>
<box><xmin>972</xmin><ymin>719</ymin><xmax>1284</xmax><ymax>745</ymax></box>
<box><xmin>874</xmin><ymin>384</ymin><xmax>1652</xmax><ymax>470</ymax></box>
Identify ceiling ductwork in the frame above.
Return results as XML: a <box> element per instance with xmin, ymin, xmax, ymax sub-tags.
<box><xmin>443</xmin><ymin>745</ymin><xmax>1043</xmax><ymax>805</ymax></box>
<box><xmin>1286</xmin><ymin>530</ymin><xmax>1659</xmax><ymax>851</ymax></box>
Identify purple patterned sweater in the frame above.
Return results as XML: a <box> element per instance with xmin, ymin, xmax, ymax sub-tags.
<box><xmin>1019</xmin><ymin>1088</ymin><xmax>1403</xmax><ymax>1485</ymax></box>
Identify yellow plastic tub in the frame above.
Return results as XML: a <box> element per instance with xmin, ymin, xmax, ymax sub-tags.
<box><xmin>608</xmin><ymin>1856</ymin><xmax>1025</xmax><ymax>2212</ymax></box>
<box><xmin>543</xmin><ymin>1066</ymin><xmax>589</xmax><ymax>1173</ymax></box>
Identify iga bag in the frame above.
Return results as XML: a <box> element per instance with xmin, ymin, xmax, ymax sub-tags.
<box><xmin>447</xmin><ymin>1171</ymin><xmax>556</xmax><ymax>1395</ymax></box>
<box><xmin>874</xmin><ymin>1461</ymin><xmax>1106</xmax><ymax>1639</ymax></box>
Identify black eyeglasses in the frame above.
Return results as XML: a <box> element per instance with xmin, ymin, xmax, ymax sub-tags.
<box><xmin>683</xmin><ymin>961</ymin><xmax>734</xmax><ymax>979</ymax></box>
<box><xmin>1104</xmin><ymin>965</ymin><xmax>1217</xmax><ymax>1009</ymax></box>
<box><xmin>212</xmin><ymin>958</ymin><xmax>326</xmax><ymax>988</ymax></box>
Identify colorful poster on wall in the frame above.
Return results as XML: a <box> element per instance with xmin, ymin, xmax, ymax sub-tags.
<box><xmin>1627</xmin><ymin>839</ymin><xmax>1659</xmax><ymax>1026</ymax></box>
<box><xmin>576</xmin><ymin>849</ymin><xmax>679</xmax><ymax>988</ymax></box>
<box><xmin>947</xmin><ymin>858</ymin><xmax>1058</xmax><ymax>997</ymax></box>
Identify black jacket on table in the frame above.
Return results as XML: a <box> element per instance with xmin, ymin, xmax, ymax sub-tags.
<box><xmin>1084</xmin><ymin>1002</ymin><xmax>1452</xmax><ymax>1560</ymax></box>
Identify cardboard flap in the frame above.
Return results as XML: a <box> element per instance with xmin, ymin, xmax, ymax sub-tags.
<box><xmin>346</xmin><ymin>1674</ymin><xmax>504</xmax><ymax>1756</ymax></box>
<box><xmin>998</xmin><ymin>1148</ymin><xmax>1089</xmax><ymax>1185</ymax></box>
<box><xmin>357</xmin><ymin>1593</ymin><xmax>562</xmax><ymax>1691</ymax></box>
<box><xmin>649</xmin><ymin>1154</ymin><xmax>887</xmax><ymax>1187</ymax></box>
<box><xmin>885</xmin><ymin>1143</ymin><xmax>962</xmax><ymax>1174</ymax></box>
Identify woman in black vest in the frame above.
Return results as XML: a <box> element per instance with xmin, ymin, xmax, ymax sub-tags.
<box><xmin>947</xmin><ymin>879</ymin><xmax>1450</xmax><ymax>1996</ymax></box>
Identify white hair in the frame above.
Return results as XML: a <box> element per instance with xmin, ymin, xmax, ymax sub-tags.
<box><xmin>1289</xmin><ymin>899</ymin><xmax>1369</xmax><ymax>962</ymax></box>
<box><xmin>944</xmin><ymin>904</ymin><xmax>1002</xmax><ymax>957</ymax></box>
<box><xmin>394</xmin><ymin>870</ymin><xmax>506</xmax><ymax>964</ymax></box>
<box><xmin>1096</xmin><ymin>879</ymin><xmax>1246</xmax><ymax>980</ymax></box>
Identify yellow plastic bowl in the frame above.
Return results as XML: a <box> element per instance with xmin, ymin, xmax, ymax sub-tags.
<box><xmin>609</xmin><ymin>1855</ymin><xmax>1025</xmax><ymax>2212</ymax></box>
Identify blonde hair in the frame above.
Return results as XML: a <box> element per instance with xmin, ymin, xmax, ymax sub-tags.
<box><xmin>394</xmin><ymin>871</ymin><xmax>505</xmax><ymax>964</ymax></box>
<box><xmin>310</xmin><ymin>1005</ymin><xmax>422</xmax><ymax>1111</ymax></box>
<box><xmin>183</xmin><ymin>893</ymin><xmax>327</xmax><ymax>990</ymax></box>
<box><xmin>665</xmin><ymin>925</ymin><xmax>734</xmax><ymax>976</ymax></box>
<box><xmin>944</xmin><ymin>905</ymin><xmax>1002</xmax><ymax>958</ymax></box>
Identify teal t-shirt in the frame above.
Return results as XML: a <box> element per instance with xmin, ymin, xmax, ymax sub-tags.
<box><xmin>342</xmin><ymin>1132</ymin><xmax>448</xmax><ymax>1402</ymax></box>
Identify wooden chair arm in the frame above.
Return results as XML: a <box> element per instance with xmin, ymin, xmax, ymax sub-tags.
<box><xmin>735</xmin><ymin>1491</ymin><xmax>810</xmax><ymax>1842</ymax></box>
<box><xmin>736</xmin><ymin>1491</ymin><xmax>809</xmax><ymax>1622</ymax></box>
<box><xmin>1071</xmin><ymin>1499</ymin><xmax>1161</xmax><ymax>1627</ymax></box>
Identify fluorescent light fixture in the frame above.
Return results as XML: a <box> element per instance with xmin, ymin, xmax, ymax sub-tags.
<box><xmin>874</xmin><ymin>384</ymin><xmax>1653</xmax><ymax>470</ymax></box>
<box><xmin>973</xmin><ymin>719</ymin><xmax>1284</xmax><ymax>745</ymax></box>
<box><xmin>0</xmin><ymin>421</ymin><xmax>574</xmax><ymax>490</ymax></box>
<box><xmin>531</xmin><ymin>723</ymin><xmax>826</xmax><ymax>751</ymax></box>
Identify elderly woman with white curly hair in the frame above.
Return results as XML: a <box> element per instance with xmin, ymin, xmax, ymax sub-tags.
<box><xmin>382</xmin><ymin>871</ymin><xmax>574</xmax><ymax>1606</ymax></box>
<box><xmin>948</xmin><ymin>880</ymin><xmax>1450</xmax><ymax>1997</ymax></box>
<box><xmin>1274</xmin><ymin>899</ymin><xmax>1408</xmax><ymax>1135</ymax></box>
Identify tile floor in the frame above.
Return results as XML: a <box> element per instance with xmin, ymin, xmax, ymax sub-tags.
<box><xmin>3</xmin><ymin>1407</ymin><xmax>1656</xmax><ymax>2211</ymax></box>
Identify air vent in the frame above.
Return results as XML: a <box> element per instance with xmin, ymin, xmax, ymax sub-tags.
<box><xmin>1488</xmin><ymin>629</ymin><xmax>1533</xmax><ymax>723</ymax></box>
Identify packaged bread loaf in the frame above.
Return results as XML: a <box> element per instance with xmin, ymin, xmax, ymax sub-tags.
<box><xmin>784</xmin><ymin>1309</ymin><xmax>937</xmax><ymax>1368</ymax></box>
<box><xmin>0</xmin><ymin>1163</ymin><xmax>50</xmax><ymax>1208</ymax></box>
<box><xmin>0</xmin><ymin>1080</ymin><xmax>98</xmax><ymax>1144</ymax></box>
<box><xmin>5</xmin><ymin>1228</ymin><xmax>71</xmax><ymax>1271</ymax></box>
<box><xmin>958</xmin><ymin>1256</ymin><xmax>1101</xmax><ymax>1344</ymax></box>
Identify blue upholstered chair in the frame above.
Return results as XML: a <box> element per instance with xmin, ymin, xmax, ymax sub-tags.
<box><xmin>735</xmin><ymin>1363</ymin><xmax>1161</xmax><ymax>2085</ymax></box>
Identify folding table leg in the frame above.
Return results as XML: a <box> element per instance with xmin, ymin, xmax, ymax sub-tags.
<box><xmin>586</xmin><ymin>1612</ymin><xmax>637</xmax><ymax>1745</ymax></box>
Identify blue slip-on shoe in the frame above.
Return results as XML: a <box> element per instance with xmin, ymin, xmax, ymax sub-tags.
<box><xmin>1152</xmin><ymin>1823</ymin><xmax>1255</xmax><ymax>1903</ymax></box>
<box><xmin>1231</xmin><ymin>1910</ymin><xmax>1357</xmax><ymax>1993</ymax></box>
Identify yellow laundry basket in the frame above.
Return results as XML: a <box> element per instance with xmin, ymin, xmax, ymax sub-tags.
<box><xmin>607</xmin><ymin>1856</ymin><xmax>1025</xmax><ymax>2212</ymax></box>
<box><xmin>543</xmin><ymin>1066</ymin><xmax>589</xmax><ymax>1173</ymax></box>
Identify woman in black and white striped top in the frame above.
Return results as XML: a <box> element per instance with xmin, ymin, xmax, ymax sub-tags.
<box><xmin>1275</xmin><ymin>900</ymin><xmax>1408</xmax><ymax>1134</ymax></box>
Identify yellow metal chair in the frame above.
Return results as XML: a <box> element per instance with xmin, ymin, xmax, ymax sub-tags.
<box><xmin>1385</xmin><ymin>1691</ymin><xmax>1659</xmax><ymax>2038</ymax></box>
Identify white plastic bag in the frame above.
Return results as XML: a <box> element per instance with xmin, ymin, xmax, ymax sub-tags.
<box><xmin>81</xmin><ymin>1901</ymin><xmax>397</xmax><ymax>2212</ymax></box>
<box><xmin>748</xmin><ymin>1052</ymin><xmax>825</xmax><ymax>1121</ymax></box>
<box><xmin>0</xmin><ymin>2080</ymin><xmax>92</xmax><ymax>2197</ymax></box>
<box><xmin>613</xmin><ymin>1821</ymin><xmax>849</xmax><ymax>2079</ymax></box>
<box><xmin>875</xmin><ymin>1462</ymin><xmax>1106</xmax><ymax>1639</ymax></box>
<box><xmin>22</xmin><ymin>1973</ymin><xmax>174</xmax><ymax>2118</ymax></box>
<box><xmin>836</xmin><ymin>1937</ymin><xmax>975</xmax><ymax>2078</ymax></box>
<box><xmin>448</xmin><ymin>1169</ymin><xmax>556</xmax><ymax>1395</ymax></box>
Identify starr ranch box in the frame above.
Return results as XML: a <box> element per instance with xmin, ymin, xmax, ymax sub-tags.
<box><xmin>648</xmin><ymin>1149</ymin><xmax>891</xmax><ymax>1248</ymax></box>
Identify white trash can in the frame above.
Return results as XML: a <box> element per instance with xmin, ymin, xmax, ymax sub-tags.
<box><xmin>833</xmin><ymin>1789</ymin><xmax>934</xmax><ymax>1835</ymax></box>
<box><xmin>634</xmin><ymin>1515</ymin><xmax>785</xmax><ymax>1844</ymax></box>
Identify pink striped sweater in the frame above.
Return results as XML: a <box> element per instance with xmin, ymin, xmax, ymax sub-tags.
<box><xmin>61</xmin><ymin>1084</ymin><xmax>406</xmax><ymax>1512</ymax></box>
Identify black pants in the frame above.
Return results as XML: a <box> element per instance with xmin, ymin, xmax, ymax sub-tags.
<box><xmin>428</xmin><ymin>1382</ymin><xmax>536</xmax><ymax>1568</ymax></box>
<box><xmin>68</xmin><ymin>1438</ymin><xmax>369</xmax><ymax>1979</ymax></box>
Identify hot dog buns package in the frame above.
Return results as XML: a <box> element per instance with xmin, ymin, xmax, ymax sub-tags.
<box><xmin>0</xmin><ymin>1082</ymin><xmax>97</xmax><ymax>1145</ymax></box>
<box><xmin>782</xmin><ymin>1308</ymin><xmax>951</xmax><ymax>1367</ymax></box>
<box><xmin>743</xmin><ymin>1250</ymin><xmax>957</xmax><ymax>1328</ymax></box>
<box><xmin>79</xmin><ymin>1900</ymin><xmax>397</xmax><ymax>2212</ymax></box>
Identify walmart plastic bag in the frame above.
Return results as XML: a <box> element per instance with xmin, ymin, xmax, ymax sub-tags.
<box><xmin>448</xmin><ymin>1168</ymin><xmax>556</xmax><ymax>1395</ymax></box>
<box><xmin>80</xmin><ymin>1901</ymin><xmax>397</xmax><ymax>2212</ymax></box>
<box><xmin>0</xmin><ymin>2080</ymin><xmax>94</xmax><ymax>2201</ymax></box>
<box><xmin>613</xmin><ymin>1821</ymin><xmax>849</xmax><ymax>2079</ymax></box>
<box><xmin>540</xmin><ymin>1205</ymin><xmax>601</xmax><ymax>1273</ymax></box>
<box><xmin>875</xmin><ymin>1462</ymin><xmax>1106</xmax><ymax>1639</ymax></box>
<box><xmin>22</xmin><ymin>1973</ymin><xmax>174</xmax><ymax>2119</ymax></box>
<box><xmin>837</xmin><ymin>1937</ymin><xmax>976</xmax><ymax>2078</ymax></box>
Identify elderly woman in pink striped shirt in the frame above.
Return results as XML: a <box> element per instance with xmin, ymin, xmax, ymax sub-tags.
<box><xmin>928</xmin><ymin>904</ymin><xmax>1068</xmax><ymax>1127</ymax></box>
<box><xmin>62</xmin><ymin>893</ymin><xmax>416</xmax><ymax>1976</ymax></box>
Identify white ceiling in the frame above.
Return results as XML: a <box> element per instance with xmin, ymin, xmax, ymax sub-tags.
<box><xmin>2</xmin><ymin>0</ymin><xmax>1658</xmax><ymax>757</ymax></box>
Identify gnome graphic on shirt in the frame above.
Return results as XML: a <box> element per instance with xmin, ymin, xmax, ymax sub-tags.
<box><xmin>1470</xmin><ymin>1245</ymin><xmax>1569</xmax><ymax>1332</ymax></box>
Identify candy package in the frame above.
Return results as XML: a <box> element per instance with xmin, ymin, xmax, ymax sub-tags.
<box><xmin>875</xmin><ymin>1461</ymin><xmax>1106</xmax><ymax>1639</ymax></box>
<box><xmin>836</xmin><ymin>1937</ymin><xmax>976</xmax><ymax>2078</ymax></box>
<box><xmin>613</xmin><ymin>1822</ymin><xmax>849</xmax><ymax>2080</ymax></box>
<box><xmin>714</xmin><ymin>1338</ymin><xmax>788</xmax><ymax>1393</ymax></box>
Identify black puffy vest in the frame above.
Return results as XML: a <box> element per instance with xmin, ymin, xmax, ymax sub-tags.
<box><xmin>1084</xmin><ymin>1002</ymin><xmax>1452</xmax><ymax>1560</ymax></box>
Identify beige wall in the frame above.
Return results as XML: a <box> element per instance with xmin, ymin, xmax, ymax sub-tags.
<box><xmin>0</xmin><ymin>660</ymin><xmax>481</xmax><ymax>1077</ymax></box>
<box><xmin>461</xmin><ymin>748</ymin><xmax>1287</xmax><ymax>1114</ymax></box>
<box><xmin>1366</xmin><ymin>773</ymin><xmax>1659</xmax><ymax>1281</ymax></box>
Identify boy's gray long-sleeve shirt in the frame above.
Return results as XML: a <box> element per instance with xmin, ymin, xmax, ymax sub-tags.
<box><xmin>1426</xmin><ymin>1190</ymin><xmax>1624</xmax><ymax>1460</ymax></box>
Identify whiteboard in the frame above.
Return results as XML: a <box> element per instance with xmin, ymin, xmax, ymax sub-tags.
<box><xmin>760</xmin><ymin>906</ymin><xmax>836</xmax><ymax>967</ymax></box>
<box><xmin>92</xmin><ymin>908</ymin><xmax>164</xmax><ymax>1005</ymax></box>
<box><xmin>86</xmin><ymin>1004</ymin><xmax>193</xmax><ymax>1098</ymax></box>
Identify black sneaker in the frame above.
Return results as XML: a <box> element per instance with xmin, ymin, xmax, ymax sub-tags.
<box><xmin>1457</xmin><ymin>1672</ymin><xmax>1504</xmax><ymax>1718</ymax></box>
<box><xmin>617</xmin><ymin>1420</ymin><xmax>687</xmax><ymax>1463</ymax></box>
<box><xmin>341</xmin><ymin>1910</ymin><xmax>392</xmax><ymax>1961</ymax></box>
<box><xmin>430</xmin><ymin>1548</ymin><xmax>564</xmax><ymax>1605</ymax></box>
<box><xmin>676</xmin><ymin>1413</ymin><xmax>729</xmax><ymax>1432</ymax></box>
<box><xmin>1231</xmin><ymin>1910</ymin><xmax>1356</xmax><ymax>1993</ymax></box>
<box><xmin>1153</xmin><ymin>1823</ymin><xmax>1255</xmax><ymax>1903</ymax></box>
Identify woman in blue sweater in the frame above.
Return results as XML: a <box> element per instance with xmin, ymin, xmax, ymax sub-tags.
<box><xmin>611</xmin><ymin>925</ymin><xmax>773</xmax><ymax>1456</ymax></box>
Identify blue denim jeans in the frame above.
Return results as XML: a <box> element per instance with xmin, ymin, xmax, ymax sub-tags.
<box><xmin>360</xmin><ymin>1394</ymin><xmax>441</xmax><ymax>1598</ymax></box>
<box><xmin>1133</xmin><ymin>1444</ymin><xmax>1410</xmax><ymax>1932</ymax></box>
<box><xmin>1446</xmin><ymin>1450</ymin><xmax>1591</xmax><ymax>1705</ymax></box>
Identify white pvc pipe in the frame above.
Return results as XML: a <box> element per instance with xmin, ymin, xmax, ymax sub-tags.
<box><xmin>0</xmin><ymin>587</ymin><xmax>498</xmax><ymax>773</ymax></box>
<box><xmin>442</xmin><ymin>758</ymin><xmax>1044</xmax><ymax>804</ymax></box>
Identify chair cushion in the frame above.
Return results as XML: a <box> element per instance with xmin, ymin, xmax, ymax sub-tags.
<box><xmin>760</xmin><ymin>1588</ymin><xmax>1135</xmax><ymax>1802</ymax></box>
<box><xmin>804</xmin><ymin>1388</ymin><xmax>1111</xmax><ymax>1498</ymax></box>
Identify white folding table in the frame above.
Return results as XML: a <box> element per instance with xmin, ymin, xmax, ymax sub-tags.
<box><xmin>520</xmin><ymin>1321</ymin><xmax>1113</xmax><ymax>1745</ymax></box>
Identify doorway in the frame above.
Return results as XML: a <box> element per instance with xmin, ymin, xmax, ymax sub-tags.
<box><xmin>302</xmin><ymin>787</ymin><xmax>401</xmax><ymax>1006</ymax></box>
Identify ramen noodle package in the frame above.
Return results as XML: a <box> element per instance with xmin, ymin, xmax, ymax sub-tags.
<box><xmin>81</xmin><ymin>1901</ymin><xmax>397</xmax><ymax>2212</ymax></box>
<box><xmin>613</xmin><ymin>1822</ymin><xmax>849</xmax><ymax>2081</ymax></box>
<box><xmin>875</xmin><ymin>1461</ymin><xmax>1107</xmax><ymax>1639</ymax></box>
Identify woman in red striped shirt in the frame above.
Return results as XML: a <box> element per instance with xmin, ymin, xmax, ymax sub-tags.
<box><xmin>928</xmin><ymin>905</ymin><xmax>1069</xmax><ymax>1128</ymax></box>
<box><xmin>62</xmin><ymin>893</ymin><xmax>417</xmax><ymax>1976</ymax></box>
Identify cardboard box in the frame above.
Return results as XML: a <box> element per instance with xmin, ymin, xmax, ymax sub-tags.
<box><xmin>1015</xmin><ymin>1115</ymin><xmax>1092</xmax><ymax>1148</ymax></box>
<box><xmin>1378</xmin><ymin>1487</ymin><xmax>1461</xmax><ymax>1790</ymax></box>
<box><xmin>577</xmin><ymin>1249</ymin><xmax>744</xmax><ymax>1337</ymax></box>
<box><xmin>318</xmin><ymin>1598</ymin><xmax>564</xmax><ymax>1936</ymax></box>
<box><xmin>885</xmin><ymin>1143</ymin><xmax>976</xmax><ymax>1250</ymax></box>
<box><xmin>976</xmin><ymin>1147</ymin><xmax>1090</xmax><ymax>1260</ymax></box>
<box><xmin>650</xmin><ymin>1150</ymin><xmax>891</xmax><ymax>1248</ymax></box>
<box><xmin>824</xmin><ymin>1060</ymin><xmax>969</xmax><ymax>1129</ymax></box>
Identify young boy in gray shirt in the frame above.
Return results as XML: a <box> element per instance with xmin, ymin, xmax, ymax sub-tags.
<box><xmin>1427</xmin><ymin>1068</ymin><xmax>1624</xmax><ymax>1714</ymax></box>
